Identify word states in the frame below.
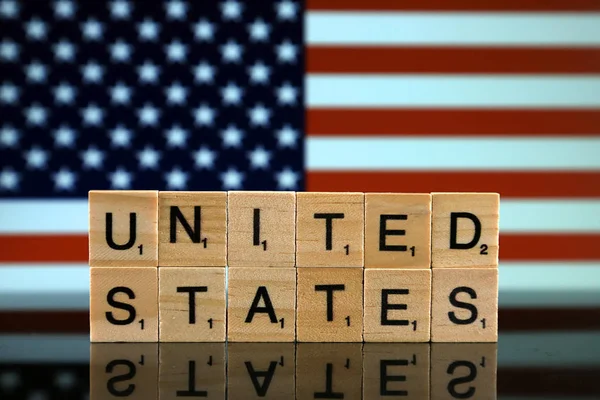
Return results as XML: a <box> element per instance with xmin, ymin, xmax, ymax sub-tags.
<box><xmin>365</xmin><ymin>193</ymin><xmax>431</xmax><ymax>268</ymax></box>
<box><xmin>90</xmin><ymin>267</ymin><xmax>158</xmax><ymax>342</ymax></box>
<box><xmin>431</xmin><ymin>268</ymin><xmax>498</xmax><ymax>342</ymax></box>
<box><xmin>89</xmin><ymin>190</ymin><xmax>158</xmax><ymax>267</ymax></box>
<box><xmin>363</xmin><ymin>344</ymin><xmax>430</xmax><ymax>399</ymax></box>
<box><xmin>228</xmin><ymin>343</ymin><xmax>295</xmax><ymax>399</ymax></box>
<box><xmin>227</xmin><ymin>191</ymin><xmax>296</xmax><ymax>267</ymax></box>
<box><xmin>159</xmin><ymin>343</ymin><xmax>225</xmax><ymax>400</ymax></box>
<box><xmin>158</xmin><ymin>191</ymin><xmax>227</xmax><ymax>267</ymax></box>
<box><xmin>431</xmin><ymin>343</ymin><xmax>497</xmax><ymax>400</ymax></box>
<box><xmin>296</xmin><ymin>192</ymin><xmax>364</xmax><ymax>267</ymax></box>
<box><xmin>364</xmin><ymin>269</ymin><xmax>431</xmax><ymax>342</ymax></box>
<box><xmin>296</xmin><ymin>343</ymin><xmax>363</xmax><ymax>400</ymax></box>
<box><xmin>297</xmin><ymin>268</ymin><xmax>363</xmax><ymax>342</ymax></box>
<box><xmin>432</xmin><ymin>193</ymin><xmax>499</xmax><ymax>268</ymax></box>
<box><xmin>159</xmin><ymin>268</ymin><xmax>226</xmax><ymax>342</ymax></box>
<box><xmin>90</xmin><ymin>343</ymin><xmax>158</xmax><ymax>400</ymax></box>
<box><xmin>228</xmin><ymin>268</ymin><xmax>296</xmax><ymax>342</ymax></box>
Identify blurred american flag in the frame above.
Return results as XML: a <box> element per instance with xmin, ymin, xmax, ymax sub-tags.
<box><xmin>0</xmin><ymin>0</ymin><xmax>599</xmax><ymax>332</ymax></box>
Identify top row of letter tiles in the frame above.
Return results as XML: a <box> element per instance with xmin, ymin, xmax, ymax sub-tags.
<box><xmin>88</xmin><ymin>190</ymin><xmax>499</xmax><ymax>269</ymax></box>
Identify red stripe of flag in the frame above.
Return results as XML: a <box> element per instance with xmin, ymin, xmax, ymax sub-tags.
<box><xmin>1</xmin><ymin>234</ymin><xmax>599</xmax><ymax>262</ymax></box>
<box><xmin>308</xmin><ymin>47</ymin><xmax>600</xmax><ymax>74</ymax></box>
<box><xmin>307</xmin><ymin>109</ymin><xmax>600</xmax><ymax>136</ymax></box>
<box><xmin>307</xmin><ymin>0</ymin><xmax>600</xmax><ymax>11</ymax></box>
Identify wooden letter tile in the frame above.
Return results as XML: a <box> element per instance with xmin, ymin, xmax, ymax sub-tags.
<box><xmin>296</xmin><ymin>192</ymin><xmax>364</xmax><ymax>267</ymax></box>
<box><xmin>296</xmin><ymin>343</ymin><xmax>362</xmax><ymax>400</ymax></box>
<box><xmin>228</xmin><ymin>343</ymin><xmax>295</xmax><ymax>399</ymax></box>
<box><xmin>364</xmin><ymin>269</ymin><xmax>431</xmax><ymax>342</ymax></box>
<box><xmin>90</xmin><ymin>344</ymin><xmax>158</xmax><ymax>400</ymax></box>
<box><xmin>89</xmin><ymin>190</ymin><xmax>158</xmax><ymax>267</ymax></box>
<box><xmin>431</xmin><ymin>268</ymin><xmax>498</xmax><ymax>342</ymax></box>
<box><xmin>159</xmin><ymin>267</ymin><xmax>226</xmax><ymax>342</ymax></box>
<box><xmin>159</xmin><ymin>343</ymin><xmax>225</xmax><ymax>400</ymax></box>
<box><xmin>227</xmin><ymin>191</ymin><xmax>295</xmax><ymax>268</ymax></box>
<box><xmin>227</xmin><ymin>268</ymin><xmax>296</xmax><ymax>342</ymax></box>
<box><xmin>365</xmin><ymin>193</ymin><xmax>431</xmax><ymax>268</ymax></box>
<box><xmin>158</xmin><ymin>191</ymin><xmax>227</xmax><ymax>267</ymax></box>
<box><xmin>90</xmin><ymin>267</ymin><xmax>158</xmax><ymax>342</ymax></box>
<box><xmin>296</xmin><ymin>268</ymin><xmax>363</xmax><ymax>342</ymax></box>
<box><xmin>432</xmin><ymin>192</ymin><xmax>499</xmax><ymax>268</ymax></box>
<box><xmin>431</xmin><ymin>343</ymin><xmax>497</xmax><ymax>400</ymax></box>
<box><xmin>363</xmin><ymin>344</ymin><xmax>429</xmax><ymax>399</ymax></box>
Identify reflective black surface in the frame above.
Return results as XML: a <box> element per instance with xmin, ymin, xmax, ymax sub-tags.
<box><xmin>0</xmin><ymin>332</ymin><xmax>599</xmax><ymax>399</ymax></box>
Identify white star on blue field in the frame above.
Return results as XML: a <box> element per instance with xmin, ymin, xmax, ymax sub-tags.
<box><xmin>0</xmin><ymin>0</ymin><xmax>303</xmax><ymax>195</ymax></box>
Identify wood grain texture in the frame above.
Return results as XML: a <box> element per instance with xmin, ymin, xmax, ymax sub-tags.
<box><xmin>363</xmin><ymin>344</ymin><xmax>430</xmax><ymax>399</ymax></box>
<box><xmin>432</xmin><ymin>192</ymin><xmax>499</xmax><ymax>268</ymax></box>
<box><xmin>296</xmin><ymin>268</ymin><xmax>363</xmax><ymax>342</ymax></box>
<box><xmin>365</xmin><ymin>193</ymin><xmax>431</xmax><ymax>268</ymax></box>
<box><xmin>227</xmin><ymin>268</ymin><xmax>296</xmax><ymax>342</ymax></box>
<box><xmin>296</xmin><ymin>343</ymin><xmax>363</xmax><ymax>400</ymax></box>
<box><xmin>159</xmin><ymin>343</ymin><xmax>225</xmax><ymax>399</ymax></box>
<box><xmin>90</xmin><ymin>267</ymin><xmax>158</xmax><ymax>342</ymax></box>
<box><xmin>363</xmin><ymin>269</ymin><xmax>431</xmax><ymax>343</ymax></box>
<box><xmin>228</xmin><ymin>343</ymin><xmax>295</xmax><ymax>399</ymax></box>
<box><xmin>89</xmin><ymin>190</ymin><xmax>158</xmax><ymax>267</ymax></box>
<box><xmin>431</xmin><ymin>343</ymin><xmax>497</xmax><ymax>400</ymax></box>
<box><xmin>158</xmin><ymin>267</ymin><xmax>226</xmax><ymax>342</ymax></box>
<box><xmin>158</xmin><ymin>191</ymin><xmax>227</xmax><ymax>267</ymax></box>
<box><xmin>90</xmin><ymin>343</ymin><xmax>158</xmax><ymax>399</ymax></box>
<box><xmin>431</xmin><ymin>268</ymin><xmax>498</xmax><ymax>343</ymax></box>
<box><xmin>296</xmin><ymin>192</ymin><xmax>364</xmax><ymax>267</ymax></box>
<box><xmin>227</xmin><ymin>191</ymin><xmax>296</xmax><ymax>268</ymax></box>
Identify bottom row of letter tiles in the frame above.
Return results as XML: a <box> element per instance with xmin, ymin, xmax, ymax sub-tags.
<box><xmin>90</xmin><ymin>267</ymin><xmax>498</xmax><ymax>342</ymax></box>
<box><xmin>90</xmin><ymin>343</ymin><xmax>498</xmax><ymax>399</ymax></box>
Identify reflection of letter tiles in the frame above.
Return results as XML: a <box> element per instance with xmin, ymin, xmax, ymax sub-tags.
<box><xmin>89</xmin><ymin>190</ymin><xmax>159</xmax><ymax>267</ymax></box>
<box><xmin>158</xmin><ymin>191</ymin><xmax>227</xmax><ymax>267</ymax></box>
<box><xmin>90</xmin><ymin>267</ymin><xmax>158</xmax><ymax>342</ymax></box>
<box><xmin>296</xmin><ymin>192</ymin><xmax>364</xmax><ymax>267</ymax></box>
<box><xmin>227</xmin><ymin>268</ymin><xmax>296</xmax><ymax>342</ymax></box>
<box><xmin>158</xmin><ymin>267</ymin><xmax>226</xmax><ymax>342</ymax></box>
<box><xmin>431</xmin><ymin>343</ymin><xmax>498</xmax><ymax>400</ymax></box>
<box><xmin>365</xmin><ymin>193</ymin><xmax>431</xmax><ymax>268</ymax></box>
<box><xmin>159</xmin><ymin>343</ymin><xmax>226</xmax><ymax>400</ymax></box>
<box><xmin>296</xmin><ymin>344</ymin><xmax>363</xmax><ymax>400</ymax></box>
<box><xmin>90</xmin><ymin>344</ymin><xmax>158</xmax><ymax>400</ymax></box>
<box><xmin>363</xmin><ymin>344</ymin><xmax>430</xmax><ymax>400</ymax></box>
<box><xmin>431</xmin><ymin>192</ymin><xmax>499</xmax><ymax>268</ymax></box>
<box><xmin>296</xmin><ymin>268</ymin><xmax>363</xmax><ymax>342</ymax></box>
<box><xmin>227</xmin><ymin>191</ymin><xmax>296</xmax><ymax>268</ymax></box>
<box><xmin>228</xmin><ymin>343</ymin><xmax>295</xmax><ymax>399</ymax></box>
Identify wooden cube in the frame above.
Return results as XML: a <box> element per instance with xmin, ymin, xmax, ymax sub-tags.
<box><xmin>228</xmin><ymin>343</ymin><xmax>295</xmax><ymax>399</ymax></box>
<box><xmin>363</xmin><ymin>344</ymin><xmax>429</xmax><ymax>399</ymax></box>
<box><xmin>89</xmin><ymin>190</ymin><xmax>158</xmax><ymax>267</ymax></box>
<box><xmin>431</xmin><ymin>268</ymin><xmax>498</xmax><ymax>342</ymax></box>
<box><xmin>296</xmin><ymin>343</ymin><xmax>362</xmax><ymax>400</ymax></box>
<box><xmin>296</xmin><ymin>192</ymin><xmax>364</xmax><ymax>267</ymax></box>
<box><xmin>227</xmin><ymin>268</ymin><xmax>296</xmax><ymax>342</ymax></box>
<box><xmin>159</xmin><ymin>343</ymin><xmax>225</xmax><ymax>399</ymax></box>
<box><xmin>159</xmin><ymin>267</ymin><xmax>226</xmax><ymax>342</ymax></box>
<box><xmin>90</xmin><ymin>267</ymin><xmax>158</xmax><ymax>342</ymax></box>
<box><xmin>90</xmin><ymin>343</ymin><xmax>158</xmax><ymax>399</ymax></box>
<box><xmin>431</xmin><ymin>343</ymin><xmax>497</xmax><ymax>400</ymax></box>
<box><xmin>158</xmin><ymin>191</ymin><xmax>227</xmax><ymax>267</ymax></box>
<box><xmin>432</xmin><ymin>193</ymin><xmax>499</xmax><ymax>268</ymax></box>
<box><xmin>227</xmin><ymin>191</ymin><xmax>296</xmax><ymax>267</ymax></box>
<box><xmin>365</xmin><ymin>193</ymin><xmax>431</xmax><ymax>268</ymax></box>
<box><xmin>364</xmin><ymin>269</ymin><xmax>431</xmax><ymax>342</ymax></box>
<box><xmin>296</xmin><ymin>268</ymin><xmax>363</xmax><ymax>342</ymax></box>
